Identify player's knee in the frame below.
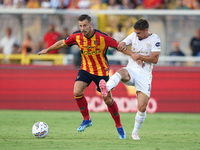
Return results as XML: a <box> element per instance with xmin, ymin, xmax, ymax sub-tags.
<box><xmin>138</xmin><ymin>106</ymin><xmax>146</xmax><ymax>112</ymax></box>
<box><xmin>117</xmin><ymin>69</ymin><xmax>129</xmax><ymax>82</ymax></box>
<box><xmin>117</xmin><ymin>69</ymin><xmax>124</xmax><ymax>77</ymax></box>
<box><xmin>103</xmin><ymin>97</ymin><xmax>112</xmax><ymax>105</ymax></box>
<box><xmin>73</xmin><ymin>89</ymin><xmax>83</xmax><ymax>96</ymax></box>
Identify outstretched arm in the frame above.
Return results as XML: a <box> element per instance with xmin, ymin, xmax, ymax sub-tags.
<box><xmin>37</xmin><ymin>40</ymin><xmax>66</xmax><ymax>55</ymax></box>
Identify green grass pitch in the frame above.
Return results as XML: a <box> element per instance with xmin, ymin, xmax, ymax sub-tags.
<box><xmin>0</xmin><ymin>110</ymin><xmax>199</xmax><ymax>150</ymax></box>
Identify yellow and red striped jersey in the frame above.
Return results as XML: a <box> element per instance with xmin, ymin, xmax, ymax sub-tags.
<box><xmin>63</xmin><ymin>29</ymin><xmax>119</xmax><ymax>76</ymax></box>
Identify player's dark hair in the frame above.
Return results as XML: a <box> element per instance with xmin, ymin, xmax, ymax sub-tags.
<box><xmin>134</xmin><ymin>18</ymin><xmax>149</xmax><ymax>30</ymax></box>
<box><xmin>78</xmin><ymin>14</ymin><xmax>91</xmax><ymax>23</ymax></box>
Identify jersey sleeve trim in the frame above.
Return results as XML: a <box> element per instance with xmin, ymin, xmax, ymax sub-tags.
<box><xmin>73</xmin><ymin>30</ymin><xmax>81</xmax><ymax>34</ymax></box>
<box><xmin>95</xmin><ymin>29</ymin><xmax>109</xmax><ymax>36</ymax></box>
<box><xmin>63</xmin><ymin>39</ymin><xmax>67</xmax><ymax>46</ymax></box>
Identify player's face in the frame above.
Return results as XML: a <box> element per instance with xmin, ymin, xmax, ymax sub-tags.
<box><xmin>49</xmin><ymin>24</ymin><xmax>55</xmax><ymax>32</ymax></box>
<box><xmin>78</xmin><ymin>19</ymin><xmax>93</xmax><ymax>37</ymax></box>
<box><xmin>134</xmin><ymin>29</ymin><xmax>148</xmax><ymax>40</ymax></box>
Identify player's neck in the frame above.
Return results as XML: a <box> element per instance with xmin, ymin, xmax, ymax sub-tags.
<box><xmin>144</xmin><ymin>32</ymin><xmax>151</xmax><ymax>39</ymax></box>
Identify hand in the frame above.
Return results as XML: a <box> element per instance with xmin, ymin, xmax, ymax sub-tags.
<box><xmin>37</xmin><ymin>49</ymin><xmax>48</xmax><ymax>55</ymax></box>
<box><xmin>136</xmin><ymin>59</ymin><xmax>145</xmax><ymax>68</ymax></box>
<box><xmin>117</xmin><ymin>42</ymin><xmax>126</xmax><ymax>51</ymax></box>
<box><xmin>131</xmin><ymin>53</ymin><xmax>140</xmax><ymax>61</ymax></box>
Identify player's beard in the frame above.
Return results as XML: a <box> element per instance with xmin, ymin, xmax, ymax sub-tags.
<box><xmin>82</xmin><ymin>29</ymin><xmax>92</xmax><ymax>38</ymax></box>
<box><xmin>138</xmin><ymin>35</ymin><xmax>145</xmax><ymax>40</ymax></box>
<box><xmin>82</xmin><ymin>31</ymin><xmax>87</xmax><ymax>36</ymax></box>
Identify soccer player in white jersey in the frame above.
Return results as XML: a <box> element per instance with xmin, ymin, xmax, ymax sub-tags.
<box><xmin>99</xmin><ymin>18</ymin><xmax>161</xmax><ymax>140</ymax></box>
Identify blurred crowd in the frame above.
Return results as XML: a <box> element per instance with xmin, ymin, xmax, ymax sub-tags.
<box><xmin>0</xmin><ymin>0</ymin><xmax>200</xmax><ymax>66</ymax></box>
<box><xmin>0</xmin><ymin>24</ymin><xmax>70</xmax><ymax>55</ymax></box>
<box><xmin>0</xmin><ymin>24</ymin><xmax>200</xmax><ymax>66</ymax></box>
<box><xmin>0</xmin><ymin>0</ymin><xmax>200</xmax><ymax>10</ymax></box>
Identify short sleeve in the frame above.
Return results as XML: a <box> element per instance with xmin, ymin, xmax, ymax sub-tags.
<box><xmin>122</xmin><ymin>32</ymin><xmax>134</xmax><ymax>46</ymax></box>
<box><xmin>63</xmin><ymin>34</ymin><xmax>77</xmax><ymax>46</ymax></box>
<box><xmin>105</xmin><ymin>35</ymin><xmax>119</xmax><ymax>48</ymax></box>
<box><xmin>151</xmin><ymin>35</ymin><xmax>161</xmax><ymax>52</ymax></box>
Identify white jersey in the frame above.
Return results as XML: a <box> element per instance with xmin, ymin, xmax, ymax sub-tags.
<box><xmin>122</xmin><ymin>32</ymin><xmax>161</xmax><ymax>77</ymax></box>
<box><xmin>121</xmin><ymin>32</ymin><xmax>161</xmax><ymax>97</ymax></box>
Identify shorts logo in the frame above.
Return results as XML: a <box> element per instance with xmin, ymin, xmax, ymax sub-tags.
<box><xmin>148</xmin><ymin>84</ymin><xmax>151</xmax><ymax>92</ymax></box>
<box><xmin>77</xmin><ymin>75</ymin><xmax>80</xmax><ymax>79</ymax></box>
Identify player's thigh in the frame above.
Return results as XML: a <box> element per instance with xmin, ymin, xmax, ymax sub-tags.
<box><xmin>136</xmin><ymin>91</ymin><xmax>149</xmax><ymax>112</ymax></box>
<box><xmin>135</xmin><ymin>74</ymin><xmax>151</xmax><ymax>97</ymax></box>
<box><xmin>74</xmin><ymin>81</ymin><xmax>88</xmax><ymax>96</ymax></box>
<box><xmin>74</xmin><ymin>70</ymin><xmax>92</xmax><ymax>95</ymax></box>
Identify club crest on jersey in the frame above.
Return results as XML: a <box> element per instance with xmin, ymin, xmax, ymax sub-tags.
<box><xmin>155</xmin><ymin>42</ymin><xmax>161</xmax><ymax>47</ymax></box>
<box><xmin>94</xmin><ymin>41</ymin><xmax>98</xmax><ymax>45</ymax></box>
<box><xmin>146</xmin><ymin>43</ymin><xmax>150</xmax><ymax>48</ymax></box>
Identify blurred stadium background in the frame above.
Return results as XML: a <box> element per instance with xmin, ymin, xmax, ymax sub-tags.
<box><xmin>0</xmin><ymin>0</ymin><xmax>200</xmax><ymax>113</ymax></box>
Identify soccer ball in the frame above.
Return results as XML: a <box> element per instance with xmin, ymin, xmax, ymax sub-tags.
<box><xmin>32</xmin><ymin>122</ymin><xmax>49</xmax><ymax>138</ymax></box>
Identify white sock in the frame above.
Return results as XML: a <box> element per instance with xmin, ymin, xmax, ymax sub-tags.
<box><xmin>132</xmin><ymin>110</ymin><xmax>146</xmax><ymax>134</ymax></box>
<box><xmin>107</xmin><ymin>72</ymin><xmax>122</xmax><ymax>91</ymax></box>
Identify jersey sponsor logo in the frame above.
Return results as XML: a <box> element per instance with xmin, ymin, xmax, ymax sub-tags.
<box><xmin>81</xmin><ymin>49</ymin><xmax>102</xmax><ymax>55</ymax></box>
<box><xmin>81</xmin><ymin>45</ymin><xmax>98</xmax><ymax>49</ymax></box>
<box><xmin>86</xmin><ymin>46</ymin><xmax>94</xmax><ymax>49</ymax></box>
<box><xmin>138</xmin><ymin>51</ymin><xmax>148</xmax><ymax>54</ymax></box>
<box><xmin>155</xmin><ymin>42</ymin><xmax>161</xmax><ymax>47</ymax></box>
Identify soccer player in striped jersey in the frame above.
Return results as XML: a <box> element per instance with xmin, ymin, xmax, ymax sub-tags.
<box><xmin>99</xmin><ymin>18</ymin><xmax>161</xmax><ymax>140</ymax></box>
<box><xmin>38</xmin><ymin>14</ymin><xmax>135</xmax><ymax>139</ymax></box>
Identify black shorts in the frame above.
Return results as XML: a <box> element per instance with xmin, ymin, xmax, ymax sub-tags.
<box><xmin>75</xmin><ymin>70</ymin><xmax>109</xmax><ymax>92</ymax></box>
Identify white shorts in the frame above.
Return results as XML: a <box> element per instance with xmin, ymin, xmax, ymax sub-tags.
<box><xmin>121</xmin><ymin>67</ymin><xmax>152</xmax><ymax>97</ymax></box>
